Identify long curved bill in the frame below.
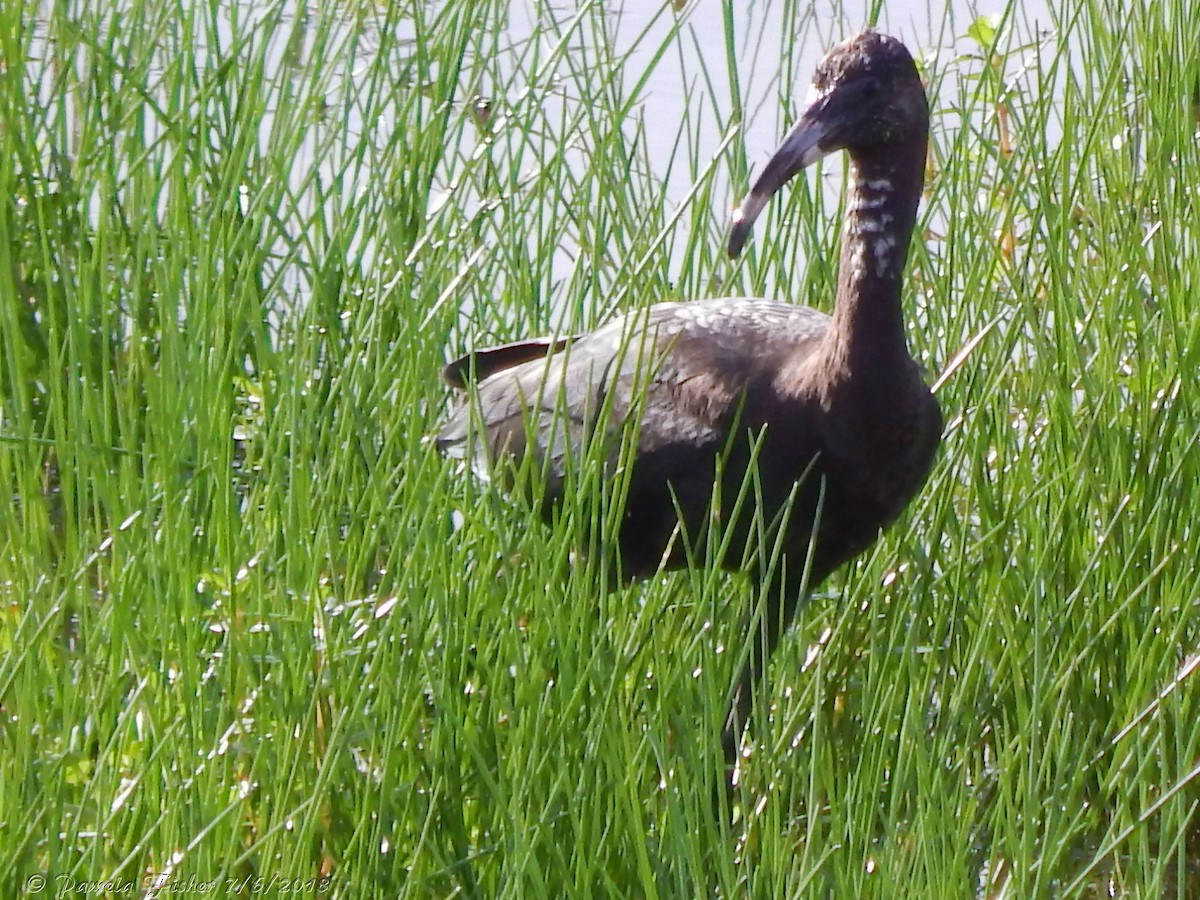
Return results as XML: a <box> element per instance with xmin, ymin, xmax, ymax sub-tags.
<box><xmin>727</xmin><ymin>109</ymin><xmax>836</xmax><ymax>258</ymax></box>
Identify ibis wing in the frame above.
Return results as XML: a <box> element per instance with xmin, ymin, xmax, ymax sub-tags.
<box><xmin>441</xmin><ymin>336</ymin><xmax>576</xmax><ymax>389</ymax></box>
<box><xmin>437</xmin><ymin>300</ymin><xmax>830</xmax><ymax>496</ymax></box>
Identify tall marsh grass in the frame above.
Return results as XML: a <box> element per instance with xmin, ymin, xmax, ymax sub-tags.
<box><xmin>2</xmin><ymin>0</ymin><xmax>1198</xmax><ymax>895</ymax></box>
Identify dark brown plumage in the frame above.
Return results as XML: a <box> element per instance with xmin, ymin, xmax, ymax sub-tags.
<box><xmin>438</xmin><ymin>30</ymin><xmax>940</xmax><ymax>785</ymax></box>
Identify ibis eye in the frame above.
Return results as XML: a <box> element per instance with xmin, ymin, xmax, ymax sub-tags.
<box><xmin>860</xmin><ymin>78</ymin><xmax>881</xmax><ymax>100</ymax></box>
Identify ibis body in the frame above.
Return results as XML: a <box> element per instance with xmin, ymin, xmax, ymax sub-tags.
<box><xmin>438</xmin><ymin>30</ymin><xmax>941</xmax><ymax>775</ymax></box>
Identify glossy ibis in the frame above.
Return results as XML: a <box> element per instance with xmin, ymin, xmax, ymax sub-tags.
<box><xmin>438</xmin><ymin>30</ymin><xmax>940</xmax><ymax>786</ymax></box>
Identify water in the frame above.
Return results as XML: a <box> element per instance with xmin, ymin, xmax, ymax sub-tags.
<box><xmin>23</xmin><ymin>0</ymin><xmax>1058</xmax><ymax>320</ymax></box>
<box><xmin>414</xmin><ymin>0</ymin><xmax>1059</xmax><ymax>337</ymax></box>
<box><xmin>499</xmin><ymin>0</ymin><xmax>1055</xmax><ymax>210</ymax></box>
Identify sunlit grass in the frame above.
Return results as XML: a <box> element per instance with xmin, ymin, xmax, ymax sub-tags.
<box><xmin>2</xmin><ymin>0</ymin><xmax>1198</xmax><ymax>895</ymax></box>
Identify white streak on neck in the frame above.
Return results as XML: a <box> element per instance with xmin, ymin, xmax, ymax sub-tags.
<box><xmin>850</xmin><ymin>193</ymin><xmax>889</xmax><ymax>213</ymax></box>
<box><xmin>846</xmin><ymin>170</ymin><xmax>900</xmax><ymax>282</ymax></box>
<box><xmin>872</xmin><ymin>235</ymin><xmax>897</xmax><ymax>277</ymax></box>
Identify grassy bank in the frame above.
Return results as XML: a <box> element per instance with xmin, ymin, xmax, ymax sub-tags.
<box><xmin>2</xmin><ymin>0</ymin><xmax>1199</xmax><ymax>895</ymax></box>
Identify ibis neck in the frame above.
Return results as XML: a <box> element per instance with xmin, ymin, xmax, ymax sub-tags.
<box><xmin>830</xmin><ymin>145</ymin><xmax>925</xmax><ymax>362</ymax></box>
